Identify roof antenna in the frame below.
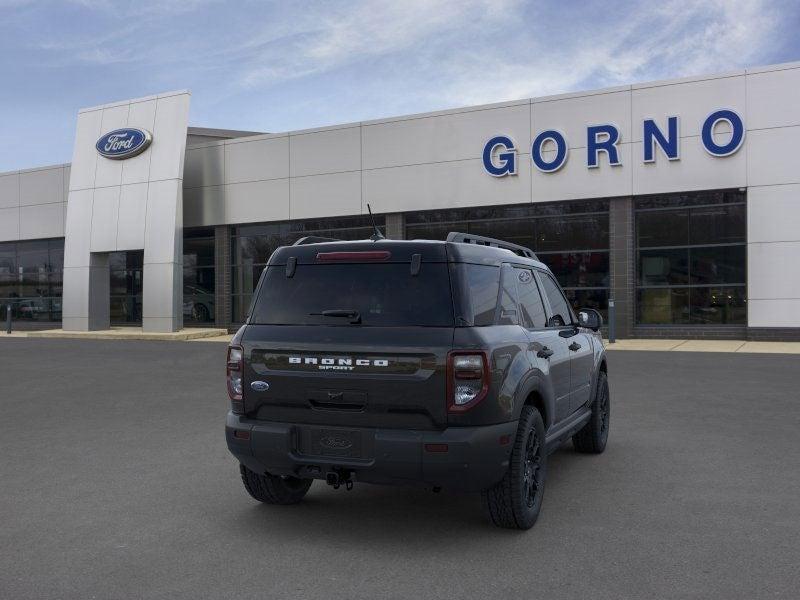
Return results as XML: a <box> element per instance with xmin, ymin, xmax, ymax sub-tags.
<box><xmin>367</xmin><ymin>203</ymin><xmax>385</xmax><ymax>241</ymax></box>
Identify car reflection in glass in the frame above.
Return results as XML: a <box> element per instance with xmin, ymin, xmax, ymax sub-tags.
<box><xmin>184</xmin><ymin>284</ymin><xmax>215</xmax><ymax>322</ymax></box>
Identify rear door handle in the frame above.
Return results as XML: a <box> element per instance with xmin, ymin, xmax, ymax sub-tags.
<box><xmin>568</xmin><ymin>342</ymin><xmax>582</xmax><ymax>352</ymax></box>
<box><xmin>537</xmin><ymin>346</ymin><xmax>554</xmax><ymax>359</ymax></box>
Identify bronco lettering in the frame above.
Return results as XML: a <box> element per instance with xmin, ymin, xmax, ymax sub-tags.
<box><xmin>288</xmin><ymin>356</ymin><xmax>389</xmax><ymax>371</ymax></box>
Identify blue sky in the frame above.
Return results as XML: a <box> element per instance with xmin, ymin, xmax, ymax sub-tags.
<box><xmin>1</xmin><ymin>0</ymin><xmax>798</xmax><ymax>171</ymax></box>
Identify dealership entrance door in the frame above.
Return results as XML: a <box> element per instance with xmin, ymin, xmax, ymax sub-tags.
<box><xmin>109</xmin><ymin>251</ymin><xmax>143</xmax><ymax>326</ymax></box>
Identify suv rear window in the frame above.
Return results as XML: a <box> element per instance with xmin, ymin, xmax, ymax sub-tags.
<box><xmin>250</xmin><ymin>263</ymin><xmax>454</xmax><ymax>326</ymax></box>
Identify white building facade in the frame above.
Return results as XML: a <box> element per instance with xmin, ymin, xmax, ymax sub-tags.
<box><xmin>1</xmin><ymin>61</ymin><xmax>799</xmax><ymax>339</ymax></box>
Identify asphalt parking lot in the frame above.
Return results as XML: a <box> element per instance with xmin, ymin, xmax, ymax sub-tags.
<box><xmin>1</xmin><ymin>339</ymin><xmax>799</xmax><ymax>600</ymax></box>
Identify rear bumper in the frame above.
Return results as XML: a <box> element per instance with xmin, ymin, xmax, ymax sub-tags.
<box><xmin>226</xmin><ymin>412</ymin><xmax>517</xmax><ymax>492</ymax></box>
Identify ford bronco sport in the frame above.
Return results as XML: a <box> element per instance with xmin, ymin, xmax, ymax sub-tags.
<box><xmin>225</xmin><ymin>232</ymin><xmax>610</xmax><ymax>529</ymax></box>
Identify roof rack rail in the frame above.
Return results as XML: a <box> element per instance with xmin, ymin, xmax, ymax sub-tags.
<box><xmin>292</xmin><ymin>236</ymin><xmax>340</xmax><ymax>245</ymax></box>
<box><xmin>446</xmin><ymin>231</ymin><xmax>537</xmax><ymax>260</ymax></box>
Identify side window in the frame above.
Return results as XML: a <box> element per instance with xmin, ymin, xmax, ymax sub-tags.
<box><xmin>539</xmin><ymin>272</ymin><xmax>573</xmax><ymax>327</ymax></box>
<box><xmin>496</xmin><ymin>264</ymin><xmax>518</xmax><ymax>325</ymax></box>
<box><xmin>515</xmin><ymin>268</ymin><xmax>547</xmax><ymax>328</ymax></box>
<box><xmin>463</xmin><ymin>264</ymin><xmax>500</xmax><ymax>326</ymax></box>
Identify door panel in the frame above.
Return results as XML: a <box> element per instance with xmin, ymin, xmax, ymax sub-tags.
<box><xmin>569</xmin><ymin>331</ymin><xmax>595</xmax><ymax>412</ymax></box>
<box><xmin>526</xmin><ymin>329</ymin><xmax>571</xmax><ymax>422</ymax></box>
<box><xmin>514</xmin><ymin>266</ymin><xmax>572</xmax><ymax>423</ymax></box>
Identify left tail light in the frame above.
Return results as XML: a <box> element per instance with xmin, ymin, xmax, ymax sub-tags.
<box><xmin>227</xmin><ymin>345</ymin><xmax>244</xmax><ymax>413</ymax></box>
<box><xmin>447</xmin><ymin>351</ymin><xmax>490</xmax><ymax>413</ymax></box>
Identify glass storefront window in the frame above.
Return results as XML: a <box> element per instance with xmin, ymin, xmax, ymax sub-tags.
<box><xmin>689</xmin><ymin>204</ymin><xmax>746</xmax><ymax>245</ymax></box>
<box><xmin>689</xmin><ymin>246</ymin><xmax>746</xmax><ymax>285</ymax></box>
<box><xmin>406</xmin><ymin>201</ymin><xmax>610</xmax><ymax>319</ymax></box>
<box><xmin>0</xmin><ymin>238</ymin><xmax>64</xmax><ymax>322</ymax></box>
<box><xmin>183</xmin><ymin>228</ymin><xmax>216</xmax><ymax>325</ymax></box>
<box><xmin>637</xmin><ymin>288</ymin><xmax>690</xmax><ymax>325</ymax></box>
<box><xmin>689</xmin><ymin>286</ymin><xmax>747</xmax><ymax>325</ymax></box>
<box><xmin>635</xmin><ymin>190</ymin><xmax>746</xmax><ymax>325</ymax></box>
<box><xmin>564</xmin><ymin>288</ymin><xmax>608</xmax><ymax>318</ymax></box>
<box><xmin>0</xmin><ymin>242</ymin><xmax>16</xmax><ymax>274</ymax></box>
<box><xmin>232</xmin><ymin>294</ymin><xmax>254</xmax><ymax>324</ymax></box>
<box><xmin>109</xmin><ymin>250</ymin><xmax>143</xmax><ymax>325</ymax></box>
<box><xmin>536</xmin><ymin>214</ymin><xmax>609</xmax><ymax>251</ymax></box>
<box><xmin>637</xmin><ymin>210</ymin><xmax>689</xmax><ymax>247</ymax></box>
<box><xmin>638</xmin><ymin>249</ymin><xmax>690</xmax><ymax>286</ymax></box>
<box><xmin>539</xmin><ymin>251</ymin><xmax>609</xmax><ymax>288</ymax></box>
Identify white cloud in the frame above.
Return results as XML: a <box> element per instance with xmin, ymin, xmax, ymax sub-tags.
<box><xmin>215</xmin><ymin>0</ymin><xmax>785</xmax><ymax>116</ymax></box>
<box><xmin>236</xmin><ymin>0</ymin><xmax>522</xmax><ymax>88</ymax></box>
<box><xmin>434</xmin><ymin>0</ymin><xmax>783</xmax><ymax>106</ymax></box>
<box><xmin>19</xmin><ymin>0</ymin><xmax>785</xmax><ymax>101</ymax></box>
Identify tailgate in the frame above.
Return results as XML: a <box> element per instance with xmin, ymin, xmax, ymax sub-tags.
<box><xmin>242</xmin><ymin>325</ymin><xmax>453</xmax><ymax>430</ymax></box>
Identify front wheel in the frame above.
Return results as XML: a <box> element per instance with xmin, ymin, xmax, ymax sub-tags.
<box><xmin>572</xmin><ymin>370</ymin><xmax>610</xmax><ymax>453</ymax></box>
<box><xmin>482</xmin><ymin>406</ymin><xmax>547</xmax><ymax>529</ymax></box>
<box><xmin>239</xmin><ymin>464</ymin><xmax>312</xmax><ymax>505</ymax></box>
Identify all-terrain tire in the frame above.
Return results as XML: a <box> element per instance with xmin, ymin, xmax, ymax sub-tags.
<box><xmin>482</xmin><ymin>406</ymin><xmax>547</xmax><ymax>530</ymax></box>
<box><xmin>572</xmin><ymin>370</ymin><xmax>610</xmax><ymax>454</ymax></box>
<box><xmin>239</xmin><ymin>464</ymin><xmax>312</xmax><ymax>504</ymax></box>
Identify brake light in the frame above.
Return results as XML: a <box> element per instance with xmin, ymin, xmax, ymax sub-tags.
<box><xmin>227</xmin><ymin>345</ymin><xmax>244</xmax><ymax>413</ymax></box>
<box><xmin>447</xmin><ymin>351</ymin><xmax>490</xmax><ymax>412</ymax></box>
<box><xmin>316</xmin><ymin>251</ymin><xmax>391</xmax><ymax>261</ymax></box>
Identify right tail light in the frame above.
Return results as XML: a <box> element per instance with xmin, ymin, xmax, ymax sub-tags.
<box><xmin>447</xmin><ymin>351</ymin><xmax>490</xmax><ymax>413</ymax></box>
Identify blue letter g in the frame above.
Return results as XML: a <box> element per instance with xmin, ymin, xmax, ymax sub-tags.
<box><xmin>483</xmin><ymin>136</ymin><xmax>517</xmax><ymax>176</ymax></box>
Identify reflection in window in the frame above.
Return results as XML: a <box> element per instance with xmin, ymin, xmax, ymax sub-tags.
<box><xmin>635</xmin><ymin>190</ymin><xmax>746</xmax><ymax>325</ymax></box>
<box><xmin>462</xmin><ymin>264</ymin><xmax>500</xmax><ymax>326</ymax></box>
<box><xmin>516</xmin><ymin>269</ymin><xmax>547</xmax><ymax>329</ymax></box>
<box><xmin>539</xmin><ymin>272</ymin><xmax>573</xmax><ymax>326</ymax></box>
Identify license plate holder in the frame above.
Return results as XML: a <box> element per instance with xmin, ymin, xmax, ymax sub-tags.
<box><xmin>306</xmin><ymin>428</ymin><xmax>363</xmax><ymax>459</ymax></box>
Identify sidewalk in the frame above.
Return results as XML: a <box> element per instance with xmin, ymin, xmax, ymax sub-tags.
<box><xmin>604</xmin><ymin>339</ymin><xmax>800</xmax><ymax>354</ymax></box>
<box><xmin>2</xmin><ymin>329</ymin><xmax>799</xmax><ymax>353</ymax></box>
<box><xmin>0</xmin><ymin>327</ymin><xmax>228</xmax><ymax>341</ymax></box>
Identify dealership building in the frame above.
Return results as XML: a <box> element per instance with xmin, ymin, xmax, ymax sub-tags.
<box><xmin>1</xmin><ymin>60</ymin><xmax>799</xmax><ymax>339</ymax></box>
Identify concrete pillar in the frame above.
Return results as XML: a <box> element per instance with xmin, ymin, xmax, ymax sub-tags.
<box><xmin>61</xmin><ymin>91</ymin><xmax>190</xmax><ymax>332</ymax></box>
<box><xmin>62</xmin><ymin>252</ymin><xmax>111</xmax><ymax>331</ymax></box>
<box><xmin>142</xmin><ymin>179</ymin><xmax>184</xmax><ymax>333</ymax></box>
<box><xmin>87</xmin><ymin>253</ymin><xmax>110</xmax><ymax>330</ymax></box>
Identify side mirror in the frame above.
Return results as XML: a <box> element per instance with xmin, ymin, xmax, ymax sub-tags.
<box><xmin>577</xmin><ymin>308</ymin><xmax>603</xmax><ymax>331</ymax></box>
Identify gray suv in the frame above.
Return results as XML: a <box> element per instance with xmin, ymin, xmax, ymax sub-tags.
<box><xmin>225</xmin><ymin>232</ymin><xmax>610</xmax><ymax>529</ymax></box>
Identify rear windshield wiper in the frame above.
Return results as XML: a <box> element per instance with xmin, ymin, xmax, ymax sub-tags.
<box><xmin>310</xmin><ymin>309</ymin><xmax>362</xmax><ymax>324</ymax></box>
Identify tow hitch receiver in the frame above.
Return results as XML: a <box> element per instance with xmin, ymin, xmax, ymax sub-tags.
<box><xmin>326</xmin><ymin>469</ymin><xmax>354</xmax><ymax>490</ymax></box>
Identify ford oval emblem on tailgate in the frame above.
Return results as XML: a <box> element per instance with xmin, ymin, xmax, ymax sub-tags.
<box><xmin>250</xmin><ymin>381</ymin><xmax>270</xmax><ymax>392</ymax></box>
<box><xmin>319</xmin><ymin>436</ymin><xmax>353</xmax><ymax>450</ymax></box>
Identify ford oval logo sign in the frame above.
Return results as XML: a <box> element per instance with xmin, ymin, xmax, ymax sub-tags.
<box><xmin>96</xmin><ymin>128</ymin><xmax>152</xmax><ymax>160</ymax></box>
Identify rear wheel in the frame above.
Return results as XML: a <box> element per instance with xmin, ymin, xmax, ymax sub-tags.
<box><xmin>239</xmin><ymin>464</ymin><xmax>312</xmax><ymax>504</ymax></box>
<box><xmin>482</xmin><ymin>406</ymin><xmax>547</xmax><ymax>529</ymax></box>
<box><xmin>572</xmin><ymin>370</ymin><xmax>610</xmax><ymax>453</ymax></box>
